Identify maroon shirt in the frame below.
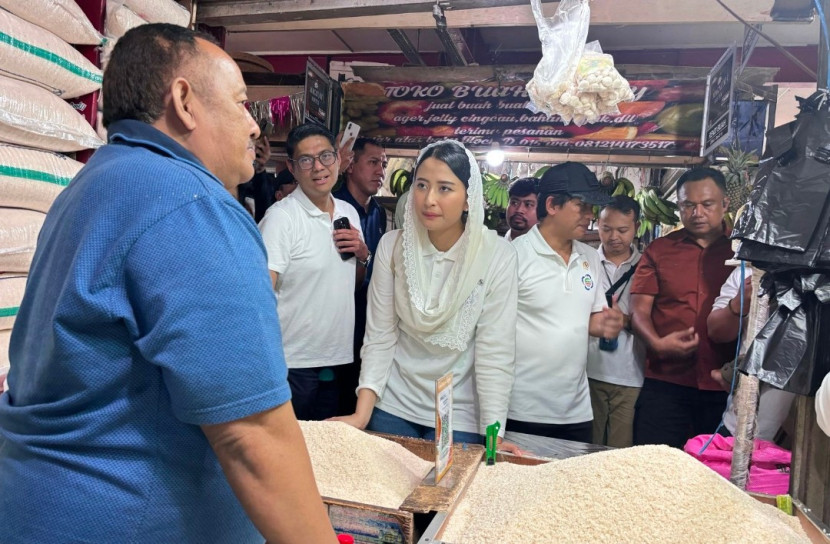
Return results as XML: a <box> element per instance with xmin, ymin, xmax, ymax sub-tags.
<box><xmin>631</xmin><ymin>228</ymin><xmax>736</xmax><ymax>391</ymax></box>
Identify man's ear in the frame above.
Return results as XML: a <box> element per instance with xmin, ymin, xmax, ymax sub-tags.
<box><xmin>170</xmin><ymin>77</ymin><xmax>197</xmax><ymax>131</ymax></box>
<box><xmin>723</xmin><ymin>196</ymin><xmax>730</xmax><ymax>211</ymax></box>
<box><xmin>545</xmin><ymin>195</ymin><xmax>558</xmax><ymax>216</ymax></box>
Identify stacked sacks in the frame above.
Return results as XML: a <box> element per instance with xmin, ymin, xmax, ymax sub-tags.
<box><xmin>0</xmin><ymin>273</ymin><xmax>26</xmax><ymax>383</ymax></box>
<box><xmin>0</xmin><ymin>1</ymin><xmax>107</xmax><ymax>386</ymax></box>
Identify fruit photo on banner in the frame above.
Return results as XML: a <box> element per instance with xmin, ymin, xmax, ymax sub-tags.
<box><xmin>341</xmin><ymin>79</ymin><xmax>706</xmax><ymax>155</ymax></box>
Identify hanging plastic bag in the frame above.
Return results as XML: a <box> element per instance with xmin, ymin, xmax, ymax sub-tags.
<box><xmin>525</xmin><ymin>0</ymin><xmax>591</xmax><ymax>125</ymax></box>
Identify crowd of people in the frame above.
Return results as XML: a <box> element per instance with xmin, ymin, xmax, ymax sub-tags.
<box><xmin>0</xmin><ymin>23</ymin><xmax>823</xmax><ymax>544</ymax></box>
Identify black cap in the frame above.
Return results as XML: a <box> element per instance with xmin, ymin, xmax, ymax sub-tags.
<box><xmin>538</xmin><ymin>162</ymin><xmax>611</xmax><ymax>205</ymax></box>
<box><xmin>275</xmin><ymin>168</ymin><xmax>296</xmax><ymax>189</ymax></box>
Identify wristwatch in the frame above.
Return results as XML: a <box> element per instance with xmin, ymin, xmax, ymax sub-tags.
<box><xmin>357</xmin><ymin>251</ymin><xmax>372</xmax><ymax>268</ymax></box>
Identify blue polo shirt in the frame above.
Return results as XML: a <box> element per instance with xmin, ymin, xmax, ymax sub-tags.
<box><xmin>0</xmin><ymin>120</ymin><xmax>290</xmax><ymax>543</ymax></box>
<box><xmin>333</xmin><ymin>185</ymin><xmax>387</xmax><ymax>287</ymax></box>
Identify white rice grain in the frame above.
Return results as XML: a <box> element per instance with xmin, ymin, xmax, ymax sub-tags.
<box><xmin>441</xmin><ymin>445</ymin><xmax>809</xmax><ymax>544</ymax></box>
<box><xmin>299</xmin><ymin>421</ymin><xmax>433</xmax><ymax>509</ymax></box>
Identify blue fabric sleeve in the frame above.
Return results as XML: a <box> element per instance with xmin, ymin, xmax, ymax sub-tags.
<box><xmin>124</xmin><ymin>196</ymin><xmax>291</xmax><ymax>425</ymax></box>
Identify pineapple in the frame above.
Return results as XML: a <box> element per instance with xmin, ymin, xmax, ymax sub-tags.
<box><xmin>719</xmin><ymin>146</ymin><xmax>759</xmax><ymax>213</ymax></box>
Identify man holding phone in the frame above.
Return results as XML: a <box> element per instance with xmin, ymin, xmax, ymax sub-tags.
<box><xmin>259</xmin><ymin>123</ymin><xmax>369</xmax><ymax>421</ymax></box>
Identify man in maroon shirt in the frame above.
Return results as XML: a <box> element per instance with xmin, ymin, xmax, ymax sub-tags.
<box><xmin>630</xmin><ymin>167</ymin><xmax>736</xmax><ymax>448</ymax></box>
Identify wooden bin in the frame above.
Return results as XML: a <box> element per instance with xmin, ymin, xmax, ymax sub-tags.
<box><xmin>325</xmin><ymin>433</ymin><xmax>484</xmax><ymax>544</ymax></box>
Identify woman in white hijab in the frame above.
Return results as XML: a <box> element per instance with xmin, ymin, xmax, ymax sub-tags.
<box><xmin>335</xmin><ymin>139</ymin><xmax>519</xmax><ymax>448</ymax></box>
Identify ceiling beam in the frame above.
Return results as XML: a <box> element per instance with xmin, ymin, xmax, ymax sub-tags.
<box><xmin>208</xmin><ymin>1</ymin><xmax>777</xmax><ymax>32</ymax></box>
<box><xmin>197</xmin><ymin>0</ymin><xmax>533</xmax><ymax>26</ymax></box>
<box><xmin>432</xmin><ymin>4</ymin><xmax>472</xmax><ymax>66</ymax></box>
<box><xmin>386</xmin><ymin>29</ymin><xmax>427</xmax><ymax>66</ymax></box>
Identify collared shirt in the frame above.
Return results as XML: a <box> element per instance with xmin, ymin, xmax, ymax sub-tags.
<box><xmin>259</xmin><ymin>186</ymin><xmax>362</xmax><ymax>369</ymax></box>
<box><xmin>630</xmin><ymin>228</ymin><xmax>736</xmax><ymax>391</ymax></box>
<box><xmin>509</xmin><ymin>226</ymin><xmax>605</xmax><ymax>424</ymax></box>
<box><xmin>0</xmin><ymin>120</ymin><xmax>289</xmax><ymax>543</ymax></box>
<box><xmin>360</xmin><ymin>230</ymin><xmax>518</xmax><ymax>435</ymax></box>
<box><xmin>333</xmin><ymin>184</ymin><xmax>387</xmax><ymax>287</ymax></box>
<box><xmin>587</xmin><ymin>245</ymin><xmax>646</xmax><ymax>388</ymax></box>
<box><xmin>504</xmin><ymin>230</ymin><xmax>513</xmax><ymax>242</ymax></box>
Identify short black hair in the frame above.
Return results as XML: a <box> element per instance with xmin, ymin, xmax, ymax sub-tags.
<box><xmin>602</xmin><ymin>195</ymin><xmax>640</xmax><ymax>221</ymax></box>
<box><xmin>415</xmin><ymin>141</ymin><xmax>470</xmax><ymax>189</ymax></box>
<box><xmin>286</xmin><ymin>123</ymin><xmax>336</xmax><ymax>159</ymax></box>
<box><xmin>275</xmin><ymin>168</ymin><xmax>295</xmax><ymax>189</ymax></box>
<box><xmin>353</xmin><ymin>137</ymin><xmax>384</xmax><ymax>158</ymax></box>
<box><xmin>102</xmin><ymin>24</ymin><xmax>216</xmax><ymax>127</ymax></box>
<box><xmin>508</xmin><ymin>177</ymin><xmax>539</xmax><ymax>199</ymax></box>
<box><xmin>537</xmin><ymin>193</ymin><xmax>573</xmax><ymax>220</ymax></box>
<box><xmin>676</xmin><ymin>166</ymin><xmax>727</xmax><ymax>194</ymax></box>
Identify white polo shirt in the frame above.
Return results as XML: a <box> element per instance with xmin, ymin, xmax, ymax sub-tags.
<box><xmin>509</xmin><ymin>225</ymin><xmax>605</xmax><ymax>425</ymax></box>
<box><xmin>586</xmin><ymin>245</ymin><xmax>646</xmax><ymax>388</ymax></box>
<box><xmin>259</xmin><ymin>187</ymin><xmax>362</xmax><ymax>369</ymax></box>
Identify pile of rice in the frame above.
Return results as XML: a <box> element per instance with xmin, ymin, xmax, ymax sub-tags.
<box><xmin>441</xmin><ymin>445</ymin><xmax>810</xmax><ymax>544</ymax></box>
<box><xmin>299</xmin><ymin>421</ymin><xmax>433</xmax><ymax>509</ymax></box>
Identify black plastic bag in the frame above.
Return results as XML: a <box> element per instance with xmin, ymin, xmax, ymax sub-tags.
<box><xmin>740</xmin><ymin>271</ymin><xmax>830</xmax><ymax>395</ymax></box>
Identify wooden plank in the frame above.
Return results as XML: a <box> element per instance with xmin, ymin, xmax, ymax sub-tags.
<box><xmin>325</xmin><ymin>497</ymin><xmax>415</xmax><ymax>544</ymax></box>
<box><xmin>791</xmin><ymin>394</ymin><xmax>830</xmax><ymax>526</ymax></box>
<box><xmin>203</xmin><ymin>0</ymin><xmax>775</xmax><ymax>31</ymax></box>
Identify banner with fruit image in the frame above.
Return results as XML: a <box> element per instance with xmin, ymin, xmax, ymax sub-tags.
<box><xmin>342</xmin><ymin>79</ymin><xmax>705</xmax><ymax>155</ymax></box>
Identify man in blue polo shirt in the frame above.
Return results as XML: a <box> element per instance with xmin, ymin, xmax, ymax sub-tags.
<box><xmin>0</xmin><ymin>24</ymin><xmax>336</xmax><ymax>544</ymax></box>
<box><xmin>333</xmin><ymin>137</ymin><xmax>388</xmax><ymax>414</ymax></box>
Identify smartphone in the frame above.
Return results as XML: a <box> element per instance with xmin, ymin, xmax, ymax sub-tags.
<box><xmin>333</xmin><ymin>217</ymin><xmax>354</xmax><ymax>261</ymax></box>
<box><xmin>341</xmin><ymin>122</ymin><xmax>361</xmax><ymax>152</ymax></box>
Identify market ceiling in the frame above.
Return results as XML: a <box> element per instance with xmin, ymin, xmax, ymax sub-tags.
<box><xmin>196</xmin><ymin>0</ymin><xmax>818</xmax><ymax>71</ymax></box>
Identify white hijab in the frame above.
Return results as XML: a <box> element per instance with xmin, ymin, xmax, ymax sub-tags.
<box><xmin>394</xmin><ymin>139</ymin><xmax>501</xmax><ymax>351</ymax></box>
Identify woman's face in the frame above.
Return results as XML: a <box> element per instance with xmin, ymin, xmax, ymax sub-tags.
<box><xmin>411</xmin><ymin>157</ymin><xmax>468</xmax><ymax>236</ymax></box>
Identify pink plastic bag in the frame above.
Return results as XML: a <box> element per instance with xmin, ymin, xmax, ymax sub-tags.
<box><xmin>684</xmin><ymin>434</ymin><xmax>791</xmax><ymax>495</ymax></box>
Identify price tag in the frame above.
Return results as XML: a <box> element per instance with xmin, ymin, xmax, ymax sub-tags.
<box><xmin>434</xmin><ymin>372</ymin><xmax>454</xmax><ymax>484</ymax></box>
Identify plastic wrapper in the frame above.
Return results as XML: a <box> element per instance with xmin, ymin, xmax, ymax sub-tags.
<box><xmin>0</xmin><ymin>208</ymin><xmax>45</xmax><ymax>273</ymax></box>
<box><xmin>0</xmin><ymin>0</ymin><xmax>104</xmax><ymax>45</ymax></box>
<box><xmin>0</xmin><ymin>76</ymin><xmax>105</xmax><ymax>152</ymax></box>
<box><xmin>0</xmin><ymin>273</ymin><xmax>26</xmax><ymax>331</ymax></box>
<box><xmin>0</xmin><ymin>8</ymin><xmax>103</xmax><ymax>98</ymax></box>
<box><xmin>733</xmin><ymin>90</ymin><xmax>830</xmax><ymax>269</ymax></box>
<box><xmin>121</xmin><ymin>0</ymin><xmax>190</xmax><ymax>27</ymax></box>
<box><xmin>525</xmin><ymin>0</ymin><xmax>590</xmax><ymax>124</ymax></box>
<box><xmin>739</xmin><ymin>271</ymin><xmax>830</xmax><ymax>396</ymax></box>
<box><xmin>0</xmin><ymin>144</ymin><xmax>83</xmax><ymax>213</ymax></box>
<box><xmin>106</xmin><ymin>1</ymin><xmax>149</xmax><ymax>39</ymax></box>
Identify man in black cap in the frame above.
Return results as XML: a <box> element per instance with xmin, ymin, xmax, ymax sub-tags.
<box><xmin>507</xmin><ymin>162</ymin><xmax>624</xmax><ymax>443</ymax></box>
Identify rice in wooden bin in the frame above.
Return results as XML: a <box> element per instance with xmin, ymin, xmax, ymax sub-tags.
<box><xmin>299</xmin><ymin>421</ymin><xmax>433</xmax><ymax>509</ymax></box>
<box><xmin>441</xmin><ymin>445</ymin><xmax>810</xmax><ymax>544</ymax></box>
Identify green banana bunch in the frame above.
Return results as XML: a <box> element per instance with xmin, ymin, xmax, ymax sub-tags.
<box><xmin>635</xmin><ymin>188</ymin><xmax>679</xmax><ymax>226</ymax></box>
<box><xmin>390</xmin><ymin>169</ymin><xmax>412</xmax><ymax>197</ymax></box>
<box><xmin>637</xmin><ymin>218</ymin><xmax>653</xmax><ymax>239</ymax></box>
<box><xmin>483</xmin><ymin>172</ymin><xmax>510</xmax><ymax>209</ymax></box>
<box><xmin>611</xmin><ymin>177</ymin><xmax>636</xmax><ymax>198</ymax></box>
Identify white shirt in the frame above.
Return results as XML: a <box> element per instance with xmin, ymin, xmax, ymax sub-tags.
<box><xmin>817</xmin><ymin>371</ymin><xmax>830</xmax><ymax>436</ymax></box>
<box><xmin>715</xmin><ymin>266</ymin><xmax>795</xmax><ymax>441</ymax></box>
<box><xmin>587</xmin><ymin>245</ymin><xmax>646</xmax><ymax>388</ymax></box>
<box><xmin>509</xmin><ymin>226</ymin><xmax>605</xmax><ymax>424</ymax></box>
<box><xmin>503</xmin><ymin>230</ymin><xmax>513</xmax><ymax>242</ymax></box>
<box><xmin>259</xmin><ymin>187</ymin><xmax>363</xmax><ymax>369</ymax></box>
<box><xmin>359</xmin><ymin>230</ymin><xmax>518</xmax><ymax>435</ymax></box>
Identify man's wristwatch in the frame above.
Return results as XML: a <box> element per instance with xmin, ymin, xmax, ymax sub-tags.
<box><xmin>357</xmin><ymin>251</ymin><xmax>372</xmax><ymax>268</ymax></box>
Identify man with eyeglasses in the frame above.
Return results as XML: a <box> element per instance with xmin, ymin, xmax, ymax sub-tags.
<box><xmin>504</xmin><ymin>177</ymin><xmax>539</xmax><ymax>241</ymax></box>
<box><xmin>259</xmin><ymin>123</ymin><xmax>370</xmax><ymax>421</ymax></box>
<box><xmin>630</xmin><ymin>167</ymin><xmax>736</xmax><ymax>448</ymax></box>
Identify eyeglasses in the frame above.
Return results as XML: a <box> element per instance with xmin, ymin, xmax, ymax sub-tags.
<box><xmin>289</xmin><ymin>150</ymin><xmax>338</xmax><ymax>171</ymax></box>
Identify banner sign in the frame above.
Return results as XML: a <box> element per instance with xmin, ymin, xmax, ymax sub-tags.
<box><xmin>304</xmin><ymin>58</ymin><xmax>333</xmax><ymax>129</ymax></box>
<box><xmin>701</xmin><ymin>46</ymin><xmax>736</xmax><ymax>156</ymax></box>
<box><xmin>342</xmin><ymin>79</ymin><xmax>705</xmax><ymax>155</ymax></box>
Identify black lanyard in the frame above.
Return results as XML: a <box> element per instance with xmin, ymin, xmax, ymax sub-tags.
<box><xmin>603</xmin><ymin>262</ymin><xmax>637</xmax><ymax>298</ymax></box>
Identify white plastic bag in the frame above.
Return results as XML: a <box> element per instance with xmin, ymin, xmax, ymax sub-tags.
<box><xmin>0</xmin><ymin>76</ymin><xmax>105</xmax><ymax>152</ymax></box>
<box><xmin>0</xmin><ymin>145</ymin><xmax>83</xmax><ymax>213</ymax></box>
<box><xmin>0</xmin><ymin>0</ymin><xmax>104</xmax><ymax>45</ymax></box>
<box><xmin>525</xmin><ymin>0</ymin><xmax>591</xmax><ymax>125</ymax></box>
<box><xmin>0</xmin><ymin>8</ymin><xmax>103</xmax><ymax>98</ymax></box>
